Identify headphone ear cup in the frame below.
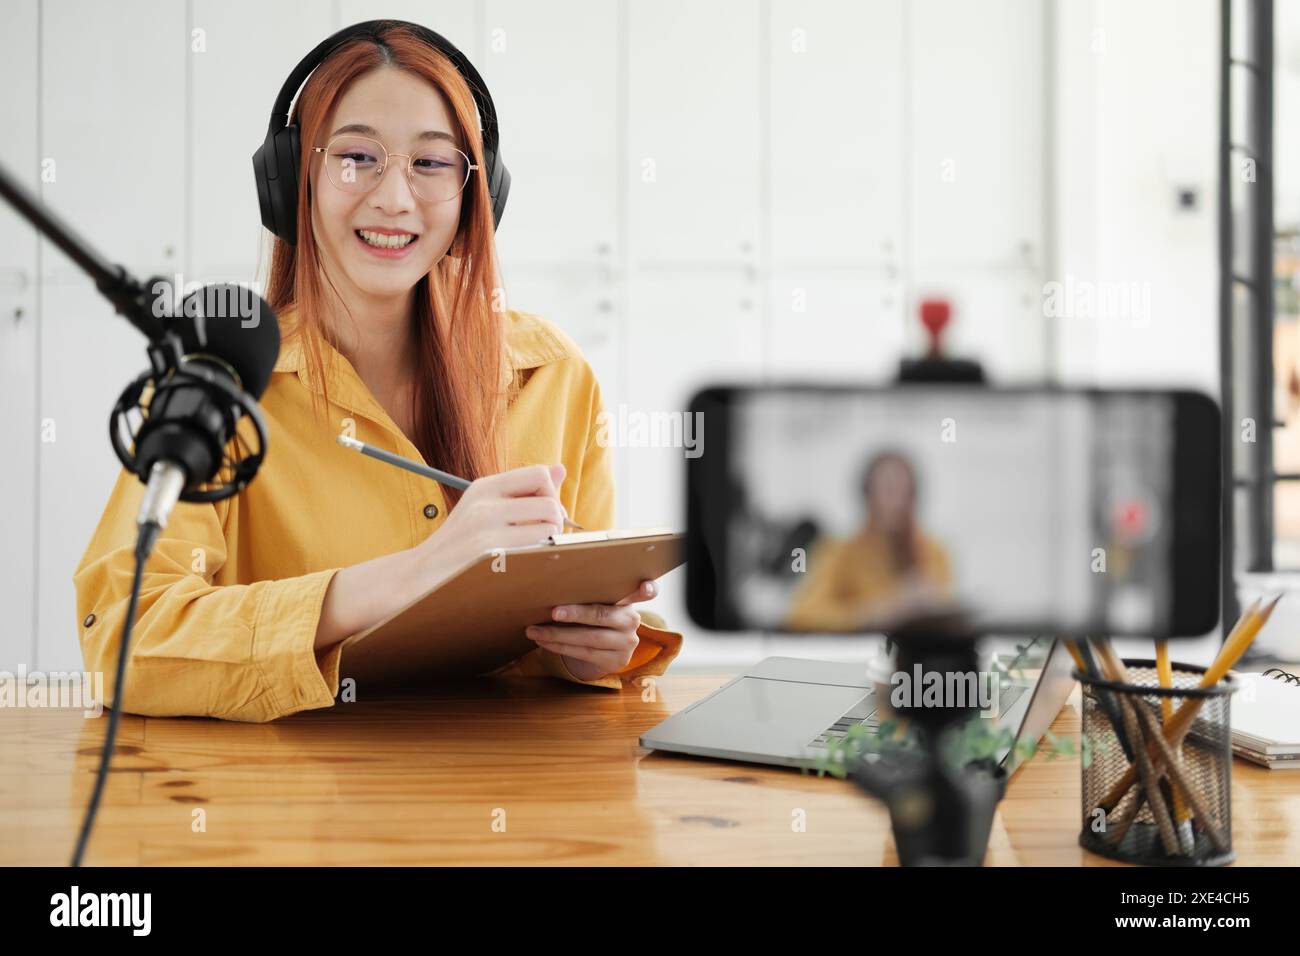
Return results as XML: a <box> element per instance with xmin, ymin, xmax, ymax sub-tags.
<box><xmin>273</xmin><ymin>125</ymin><xmax>302</xmax><ymax>246</ymax></box>
<box><xmin>483</xmin><ymin>146</ymin><xmax>510</xmax><ymax>230</ymax></box>
<box><xmin>252</xmin><ymin>125</ymin><xmax>302</xmax><ymax>246</ymax></box>
<box><xmin>252</xmin><ymin>135</ymin><xmax>279</xmax><ymax>241</ymax></box>
<box><xmin>491</xmin><ymin>160</ymin><xmax>511</xmax><ymax>231</ymax></box>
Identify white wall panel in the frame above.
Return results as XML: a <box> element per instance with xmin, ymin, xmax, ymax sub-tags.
<box><xmin>769</xmin><ymin>0</ymin><xmax>905</xmax><ymax>268</ymax></box>
<box><xmin>40</xmin><ymin>0</ymin><xmax>186</xmax><ymax>282</ymax></box>
<box><xmin>190</xmin><ymin>0</ymin><xmax>334</xmax><ymax>281</ymax></box>
<box><xmin>0</xmin><ymin>0</ymin><xmax>41</xmax><ymax>674</ymax></box>
<box><xmin>481</xmin><ymin>0</ymin><xmax>619</xmax><ymax>266</ymax></box>
<box><xmin>767</xmin><ymin>272</ymin><xmax>904</xmax><ymax>380</ymax></box>
<box><xmin>37</xmin><ymin>0</ymin><xmax>188</xmax><ymax>670</ymax></box>
<box><xmin>627</xmin><ymin>0</ymin><xmax>761</xmax><ymax>266</ymax></box>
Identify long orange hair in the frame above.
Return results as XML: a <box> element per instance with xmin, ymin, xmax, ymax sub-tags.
<box><xmin>263</xmin><ymin>23</ymin><xmax>507</xmax><ymax>508</ymax></box>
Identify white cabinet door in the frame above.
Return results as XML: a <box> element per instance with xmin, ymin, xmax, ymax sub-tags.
<box><xmin>623</xmin><ymin>271</ymin><xmax>762</xmax><ymax>534</ymax></box>
<box><xmin>0</xmin><ymin>0</ymin><xmax>40</xmax><ymax>673</ymax></box>
<box><xmin>37</xmin><ymin>1</ymin><xmax>187</xmax><ymax>670</ymax></box>
<box><xmin>623</xmin><ymin>271</ymin><xmax>764</xmax><ymax>665</ymax></box>
<box><xmin>769</xmin><ymin>0</ymin><xmax>904</xmax><ymax>268</ymax></box>
<box><xmin>908</xmin><ymin>0</ymin><xmax>1045</xmax><ymax>271</ymax></box>
<box><xmin>480</xmin><ymin>0</ymin><xmax>619</xmax><ymax>266</ymax></box>
<box><xmin>476</xmin><ymin>1</ymin><xmax>622</xmax><ymax>422</ymax></box>
<box><xmin>767</xmin><ymin>272</ymin><xmax>905</xmax><ymax>380</ymax></box>
<box><xmin>190</xmin><ymin>0</ymin><xmax>334</xmax><ymax>281</ymax></box>
<box><xmin>41</xmin><ymin>0</ymin><xmax>187</xmax><ymax>282</ymax></box>
<box><xmin>38</xmin><ymin>281</ymin><xmax>153</xmax><ymax>672</ymax></box>
<box><xmin>627</xmin><ymin>0</ymin><xmax>761</xmax><ymax>267</ymax></box>
<box><xmin>907</xmin><ymin>0</ymin><xmax>1046</xmax><ymax>381</ymax></box>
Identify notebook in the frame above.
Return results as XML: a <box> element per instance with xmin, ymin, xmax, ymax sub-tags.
<box><xmin>1230</xmin><ymin>669</ymin><xmax>1300</xmax><ymax>769</ymax></box>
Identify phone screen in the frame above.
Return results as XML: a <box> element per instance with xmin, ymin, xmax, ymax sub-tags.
<box><xmin>686</xmin><ymin>385</ymin><xmax>1220</xmax><ymax>637</ymax></box>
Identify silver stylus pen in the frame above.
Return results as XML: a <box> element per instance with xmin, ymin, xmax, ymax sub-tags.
<box><xmin>336</xmin><ymin>434</ymin><xmax>584</xmax><ymax>531</ymax></box>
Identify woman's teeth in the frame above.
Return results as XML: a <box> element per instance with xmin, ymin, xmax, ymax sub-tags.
<box><xmin>357</xmin><ymin>229</ymin><xmax>417</xmax><ymax>249</ymax></box>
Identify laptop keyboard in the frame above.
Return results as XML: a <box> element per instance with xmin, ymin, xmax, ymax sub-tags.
<box><xmin>806</xmin><ymin>683</ymin><xmax>1028</xmax><ymax>750</ymax></box>
<box><xmin>806</xmin><ymin>693</ymin><xmax>879</xmax><ymax>750</ymax></box>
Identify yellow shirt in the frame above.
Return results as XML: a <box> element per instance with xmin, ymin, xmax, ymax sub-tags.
<box><xmin>73</xmin><ymin>307</ymin><xmax>683</xmax><ymax>722</ymax></box>
<box><xmin>783</xmin><ymin>529</ymin><xmax>951</xmax><ymax>632</ymax></box>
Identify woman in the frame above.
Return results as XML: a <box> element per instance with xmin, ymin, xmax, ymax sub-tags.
<box><xmin>73</xmin><ymin>22</ymin><xmax>682</xmax><ymax>722</ymax></box>
<box><xmin>783</xmin><ymin>451</ymin><xmax>951</xmax><ymax>632</ymax></box>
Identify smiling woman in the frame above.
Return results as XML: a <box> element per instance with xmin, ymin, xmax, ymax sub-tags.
<box><xmin>297</xmin><ymin>66</ymin><xmax>476</xmax><ymax>329</ymax></box>
<box><xmin>278</xmin><ymin>33</ymin><xmax>494</xmax><ymax>457</ymax></box>
<box><xmin>72</xmin><ymin>21</ymin><xmax>684</xmax><ymax>721</ymax></box>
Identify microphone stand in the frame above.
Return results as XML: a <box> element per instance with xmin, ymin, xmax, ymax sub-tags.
<box><xmin>0</xmin><ymin>158</ymin><xmax>197</xmax><ymax>866</ymax></box>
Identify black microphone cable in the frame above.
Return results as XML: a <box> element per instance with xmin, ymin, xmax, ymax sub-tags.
<box><xmin>70</xmin><ymin>519</ymin><xmax>161</xmax><ymax>867</ymax></box>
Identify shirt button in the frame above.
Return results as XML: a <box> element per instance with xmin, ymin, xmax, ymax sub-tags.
<box><xmin>423</xmin><ymin>504</ymin><xmax>439</xmax><ymax>519</ymax></box>
<box><xmin>83</xmin><ymin>613</ymin><xmax>96</xmax><ymax>628</ymax></box>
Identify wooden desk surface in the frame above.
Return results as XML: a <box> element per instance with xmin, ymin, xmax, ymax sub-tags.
<box><xmin>2</xmin><ymin>673</ymin><xmax>1297</xmax><ymax>866</ymax></box>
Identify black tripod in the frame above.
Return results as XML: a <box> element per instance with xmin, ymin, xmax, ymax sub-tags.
<box><xmin>849</xmin><ymin>626</ymin><xmax>1006</xmax><ymax>866</ymax></box>
<box><xmin>847</xmin><ymin>336</ymin><xmax>1000</xmax><ymax>866</ymax></box>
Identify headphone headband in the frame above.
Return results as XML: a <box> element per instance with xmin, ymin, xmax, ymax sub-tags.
<box><xmin>254</xmin><ymin>19</ymin><xmax>510</xmax><ymax>245</ymax></box>
<box><xmin>266</xmin><ymin>20</ymin><xmax>500</xmax><ymax>152</ymax></box>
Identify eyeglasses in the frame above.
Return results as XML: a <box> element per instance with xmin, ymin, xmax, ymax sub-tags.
<box><xmin>310</xmin><ymin>134</ymin><xmax>478</xmax><ymax>203</ymax></box>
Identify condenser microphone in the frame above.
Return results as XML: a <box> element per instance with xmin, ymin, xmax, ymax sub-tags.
<box><xmin>0</xmin><ymin>159</ymin><xmax>280</xmax><ymax>528</ymax></box>
<box><xmin>115</xmin><ymin>283</ymin><xmax>280</xmax><ymax>534</ymax></box>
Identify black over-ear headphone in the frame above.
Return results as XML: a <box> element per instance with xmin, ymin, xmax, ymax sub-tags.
<box><xmin>252</xmin><ymin>19</ymin><xmax>510</xmax><ymax>246</ymax></box>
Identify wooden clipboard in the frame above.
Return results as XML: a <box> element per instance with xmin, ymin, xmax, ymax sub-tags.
<box><xmin>337</xmin><ymin>529</ymin><xmax>685</xmax><ymax>687</ymax></box>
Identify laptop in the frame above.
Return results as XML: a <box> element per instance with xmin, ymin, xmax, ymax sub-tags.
<box><xmin>640</xmin><ymin>638</ymin><xmax>1076</xmax><ymax>774</ymax></box>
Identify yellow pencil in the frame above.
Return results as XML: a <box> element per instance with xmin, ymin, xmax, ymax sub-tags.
<box><xmin>1201</xmin><ymin>595</ymin><xmax>1277</xmax><ymax>687</ymax></box>
<box><xmin>1065</xmin><ymin>640</ymin><xmax>1087</xmax><ymax>674</ymax></box>
<box><xmin>1155</xmin><ymin>637</ymin><xmax>1190</xmax><ymax>840</ymax></box>
<box><xmin>1098</xmin><ymin>596</ymin><xmax>1277</xmax><ymax>813</ymax></box>
<box><xmin>1155</xmin><ymin>640</ymin><xmax>1174</xmax><ymax>723</ymax></box>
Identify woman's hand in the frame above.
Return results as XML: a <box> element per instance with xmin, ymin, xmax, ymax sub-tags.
<box><xmin>525</xmin><ymin>579</ymin><xmax>659</xmax><ymax>680</ymax></box>
<box><xmin>413</xmin><ymin>462</ymin><xmax>570</xmax><ymax>581</ymax></box>
<box><xmin>316</xmin><ymin>463</ymin><xmax>571</xmax><ymax>651</ymax></box>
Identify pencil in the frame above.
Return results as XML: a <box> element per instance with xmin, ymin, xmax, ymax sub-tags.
<box><xmin>1097</xmin><ymin>596</ymin><xmax>1278</xmax><ymax>815</ymax></box>
<box><xmin>1101</xmin><ymin>644</ymin><xmax>1230</xmax><ymax>855</ymax></box>
<box><xmin>1095</xmin><ymin>640</ymin><xmax>1220</xmax><ymax>855</ymax></box>
<box><xmin>336</xmin><ymin>434</ymin><xmax>585</xmax><ymax>531</ymax></box>
<box><xmin>1154</xmin><ymin>638</ymin><xmax>1191</xmax><ymax>835</ymax></box>
<box><xmin>1091</xmin><ymin>642</ymin><xmax>1181</xmax><ymax>854</ymax></box>
<box><xmin>1079</xmin><ymin>638</ymin><xmax>1135</xmax><ymax>761</ymax></box>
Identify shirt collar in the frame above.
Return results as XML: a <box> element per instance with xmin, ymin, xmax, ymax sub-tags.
<box><xmin>272</xmin><ymin>305</ymin><xmax>571</xmax><ymax>392</ymax></box>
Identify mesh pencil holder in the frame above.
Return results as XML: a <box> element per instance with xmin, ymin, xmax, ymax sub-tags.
<box><xmin>1077</xmin><ymin>659</ymin><xmax>1236</xmax><ymax>867</ymax></box>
